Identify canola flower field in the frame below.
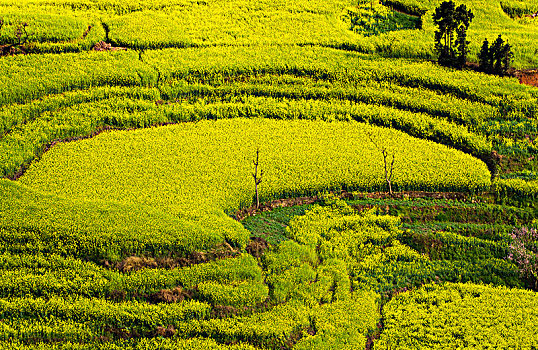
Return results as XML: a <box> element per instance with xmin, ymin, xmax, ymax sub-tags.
<box><xmin>1</xmin><ymin>0</ymin><xmax>538</xmax><ymax>348</ymax></box>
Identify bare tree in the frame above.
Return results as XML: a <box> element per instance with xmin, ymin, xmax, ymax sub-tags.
<box><xmin>367</xmin><ymin>131</ymin><xmax>396</xmax><ymax>196</ymax></box>
<box><xmin>252</xmin><ymin>147</ymin><xmax>264</xmax><ymax>208</ymax></box>
<box><xmin>1</xmin><ymin>20</ymin><xmax>30</xmax><ymax>56</ymax></box>
<box><xmin>15</xmin><ymin>22</ymin><xmax>29</xmax><ymax>45</ymax></box>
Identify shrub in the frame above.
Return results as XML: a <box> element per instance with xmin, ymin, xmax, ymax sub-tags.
<box><xmin>508</xmin><ymin>227</ymin><xmax>538</xmax><ymax>289</ymax></box>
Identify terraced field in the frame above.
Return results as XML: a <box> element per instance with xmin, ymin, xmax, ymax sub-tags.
<box><xmin>1</xmin><ymin>0</ymin><xmax>538</xmax><ymax>348</ymax></box>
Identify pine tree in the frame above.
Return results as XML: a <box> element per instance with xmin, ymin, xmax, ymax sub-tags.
<box><xmin>500</xmin><ymin>41</ymin><xmax>514</xmax><ymax>75</ymax></box>
<box><xmin>478</xmin><ymin>35</ymin><xmax>514</xmax><ymax>75</ymax></box>
<box><xmin>433</xmin><ymin>1</ymin><xmax>473</xmax><ymax>68</ymax></box>
<box><xmin>433</xmin><ymin>1</ymin><xmax>457</xmax><ymax>66</ymax></box>
<box><xmin>478</xmin><ymin>38</ymin><xmax>491</xmax><ymax>73</ymax></box>
<box><xmin>454</xmin><ymin>4</ymin><xmax>473</xmax><ymax>68</ymax></box>
<box><xmin>455</xmin><ymin>25</ymin><xmax>468</xmax><ymax>68</ymax></box>
<box><xmin>491</xmin><ymin>35</ymin><xmax>505</xmax><ymax>74</ymax></box>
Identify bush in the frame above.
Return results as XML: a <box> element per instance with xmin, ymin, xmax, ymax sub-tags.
<box><xmin>508</xmin><ymin>227</ymin><xmax>538</xmax><ymax>289</ymax></box>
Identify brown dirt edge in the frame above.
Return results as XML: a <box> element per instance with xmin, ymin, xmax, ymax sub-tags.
<box><xmin>92</xmin><ymin>40</ymin><xmax>127</xmax><ymax>51</ymax></box>
<box><xmin>108</xmin><ymin>286</ymin><xmax>197</xmax><ymax>304</ymax></box>
<box><xmin>0</xmin><ymin>43</ymin><xmax>27</xmax><ymax>56</ymax></box>
<box><xmin>234</xmin><ymin>190</ymin><xmax>468</xmax><ymax>221</ymax></box>
<box><xmin>514</xmin><ymin>69</ymin><xmax>538</xmax><ymax>87</ymax></box>
<box><xmin>105</xmin><ymin>242</ymin><xmax>241</xmax><ymax>272</ymax></box>
<box><xmin>234</xmin><ymin>196</ymin><xmax>320</xmax><ymax>221</ymax></box>
<box><xmin>9</xmin><ymin>125</ymin><xmax>118</xmax><ymax>180</ymax></box>
<box><xmin>436</xmin><ymin>61</ymin><xmax>538</xmax><ymax>88</ymax></box>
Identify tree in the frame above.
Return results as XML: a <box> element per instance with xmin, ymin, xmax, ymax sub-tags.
<box><xmin>15</xmin><ymin>21</ymin><xmax>29</xmax><ymax>45</ymax></box>
<box><xmin>500</xmin><ymin>41</ymin><xmax>514</xmax><ymax>75</ymax></box>
<box><xmin>0</xmin><ymin>19</ymin><xmax>30</xmax><ymax>56</ymax></box>
<box><xmin>454</xmin><ymin>25</ymin><xmax>469</xmax><ymax>68</ymax></box>
<box><xmin>433</xmin><ymin>1</ymin><xmax>473</xmax><ymax>68</ymax></box>
<box><xmin>478</xmin><ymin>38</ymin><xmax>492</xmax><ymax>72</ymax></box>
<box><xmin>478</xmin><ymin>35</ymin><xmax>513</xmax><ymax>75</ymax></box>
<box><xmin>251</xmin><ymin>147</ymin><xmax>264</xmax><ymax>209</ymax></box>
<box><xmin>491</xmin><ymin>35</ymin><xmax>505</xmax><ymax>74</ymax></box>
<box><xmin>367</xmin><ymin>131</ymin><xmax>396</xmax><ymax>196</ymax></box>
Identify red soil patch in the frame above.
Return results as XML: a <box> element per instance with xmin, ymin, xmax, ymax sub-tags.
<box><xmin>515</xmin><ymin>69</ymin><xmax>538</xmax><ymax>87</ymax></box>
<box><xmin>155</xmin><ymin>325</ymin><xmax>177</xmax><ymax>338</ymax></box>
<box><xmin>148</xmin><ymin>286</ymin><xmax>195</xmax><ymax>304</ymax></box>
<box><xmin>92</xmin><ymin>41</ymin><xmax>127</xmax><ymax>51</ymax></box>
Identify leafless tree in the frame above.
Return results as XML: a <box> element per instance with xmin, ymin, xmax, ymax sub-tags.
<box><xmin>15</xmin><ymin>22</ymin><xmax>29</xmax><ymax>45</ymax></box>
<box><xmin>367</xmin><ymin>131</ymin><xmax>396</xmax><ymax>196</ymax></box>
<box><xmin>252</xmin><ymin>147</ymin><xmax>264</xmax><ymax>208</ymax></box>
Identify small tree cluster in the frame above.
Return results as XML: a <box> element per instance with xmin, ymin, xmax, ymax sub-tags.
<box><xmin>478</xmin><ymin>35</ymin><xmax>513</xmax><ymax>75</ymax></box>
<box><xmin>432</xmin><ymin>0</ymin><xmax>474</xmax><ymax>68</ymax></box>
<box><xmin>507</xmin><ymin>227</ymin><xmax>538</xmax><ymax>290</ymax></box>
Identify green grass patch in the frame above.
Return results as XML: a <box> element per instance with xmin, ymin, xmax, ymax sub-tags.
<box><xmin>242</xmin><ymin>205</ymin><xmax>313</xmax><ymax>245</ymax></box>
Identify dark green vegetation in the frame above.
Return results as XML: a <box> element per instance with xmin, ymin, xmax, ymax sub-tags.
<box><xmin>478</xmin><ymin>34</ymin><xmax>514</xmax><ymax>75</ymax></box>
<box><xmin>242</xmin><ymin>197</ymin><xmax>538</xmax><ymax>348</ymax></box>
<box><xmin>242</xmin><ymin>205</ymin><xmax>311</xmax><ymax>245</ymax></box>
<box><xmin>1</xmin><ymin>0</ymin><xmax>538</xmax><ymax>348</ymax></box>
<box><xmin>433</xmin><ymin>0</ymin><xmax>474</xmax><ymax>68</ymax></box>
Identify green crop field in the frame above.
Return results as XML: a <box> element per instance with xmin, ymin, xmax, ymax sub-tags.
<box><xmin>1</xmin><ymin>0</ymin><xmax>538</xmax><ymax>348</ymax></box>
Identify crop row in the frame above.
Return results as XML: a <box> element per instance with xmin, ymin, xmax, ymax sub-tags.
<box><xmin>18</xmin><ymin>118</ymin><xmax>491</xmax><ymax>218</ymax></box>
<box><xmin>160</xmin><ymin>78</ymin><xmax>498</xmax><ymax>126</ymax></box>
<box><xmin>402</xmin><ymin>222</ymin><xmax>515</xmax><ymax>242</ymax></box>
<box><xmin>0</xmin><ymin>0</ymin><xmax>355</xmax><ymax>54</ymax></box>
<box><xmin>0</xmin><ymin>6</ymin><xmax>105</xmax><ymax>52</ymax></box>
<box><xmin>400</xmin><ymin>229</ymin><xmax>508</xmax><ymax>261</ymax></box>
<box><xmin>1</xmin><ymin>0</ymin><xmax>349</xmax><ymax>16</ymax></box>
<box><xmin>3</xmin><ymin>338</ymin><xmax>258</xmax><ymax>350</ymax></box>
<box><xmin>3</xmin><ymin>0</ymin><xmax>538</xmax><ymax>67</ymax></box>
<box><xmin>286</xmin><ymin>199</ymin><xmax>523</xmax><ymax>293</ymax></box>
<box><xmin>494</xmin><ymin>178</ymin><xmax>538</xmax><ymax>207</ymax></box>
<box><xmin>0</xmin><ymin>94</ymin><xmax>492</xmax><ymax>179</ymax></box>
<box><xmin>377</xmin><ymin>282</ymin><xmax>538</xmax><ymax>348</ymax></box>
<box><xmin>0</xmin><ymin>252</ymin><xmax>261</xmax><ymax>299</ymax></box>
<box><xmin>349</xmin><ymin>198</ymin><xmax>537</xmax><ymax>225</ymax></box>
<box><xmin>0</xmin><ymin>256</ymin><xmax>375</xmax><ymax>347</ymax></box>
<box><xmin>2</xmin><ymin>46</ymin><xmax>535</xmax><ymax>110</ymax></box>
<box><xmin>501</xmin><ymin>1</ymin><xmax>538</xmax><ymax>18</ymax></box>
<box><xmin>0</xmin><ymin>180</ymin><xmax>250</xmax><ymax>261</ymax></box>
<box><xmin>0</xmin><ymin>192</ymin><xmax>532</xmax><ymax>347</ymax></box>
